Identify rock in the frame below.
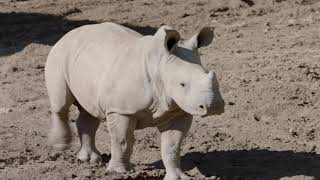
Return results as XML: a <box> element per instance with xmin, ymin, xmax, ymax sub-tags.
<box><xmin>287</xmin><ymin>19</ymin><xmax>297</xmax><ymax>26</ymax></box>
<box><xmin>0</xmin><ymin>107</ymin><xmax>11</xmax><ymax>114</ymax></box>
<box><xmin>83</xmin><ymin>170</ymin><xmax>93</xmax><ymax>178</ymax></box>
<box><xmin>188</xmin><ymin>167</ymin><xmax>201</xmax><ymax>177</ymax></box>
<box><xmin>0</xmin><ymin>162</ymin><xmax>5</xmax><ymax>169</ymax></box>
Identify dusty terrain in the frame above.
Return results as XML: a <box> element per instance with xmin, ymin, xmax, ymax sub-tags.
<box><xmin>1</xmin><ymin>0</ymin><xmax>320</xmax><ymax>179</ymax></box>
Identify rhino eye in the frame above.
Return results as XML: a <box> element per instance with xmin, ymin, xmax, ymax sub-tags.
<box><xmin>180</xmin><ymin>82</ymin><xmax>185</xmax><ymax>87</ymax></box>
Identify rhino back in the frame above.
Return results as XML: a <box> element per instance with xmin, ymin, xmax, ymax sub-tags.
<box><xmin>52</xmin><ymin>22</ymin><xmax>152</xmax><ymax>118</ymax></box>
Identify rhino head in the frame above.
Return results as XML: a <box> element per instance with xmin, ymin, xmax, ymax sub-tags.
<box><xmin>146</xmin><ymin>26</ymin><xmax>225</xmax><ymax>117</ymax></box>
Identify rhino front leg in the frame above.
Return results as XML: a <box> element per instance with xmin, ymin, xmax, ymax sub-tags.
<box><xmin>76</xmin><ymin>107</ymin><xmax>102</xmax><ymax>163</ymax></box>
<box><xmin>158</xmin><ymin>115</ymin><xmax>192</xmax><ymax>180</ymax></box>
<box><xmin>106</xmin><ymin>113</ymin><xmax>137</xmax><ymax>173</ymax></box>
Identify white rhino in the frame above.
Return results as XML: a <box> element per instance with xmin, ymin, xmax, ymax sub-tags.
<box><xmin>45</xmin><ymin>22</ymin><xmax>225</xmax><ymax>180</ymax></box>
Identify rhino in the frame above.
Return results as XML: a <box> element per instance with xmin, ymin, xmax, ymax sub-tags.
<box><xmin>45</xmin><ymin>22</ymin><xmax>225</xmax><ymax>180</ymax></box>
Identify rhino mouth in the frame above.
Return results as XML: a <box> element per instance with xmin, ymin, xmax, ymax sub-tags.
<box><xmin>200</xmin><ymin>105</ymin><xmax>225</xmax><ymax>117</ymax></box>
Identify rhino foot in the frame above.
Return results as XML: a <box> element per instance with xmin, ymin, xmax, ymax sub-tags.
<box><xmin>106</xmin><ymin>163</ymin><xmax>133</xmax><ymax>173</ymax></box>
<box><xmin>48</xmin><ymin>111</ymin><xmax>72</xmax><ymax>151</ymax></box>
<box><xmin>76</xmin><ymin>148</ymin><xmax>102</xmax><ymax>163</ymax></box>
<box><xmin>164</xmin><ymin>170</ymin><xmax>190</xmax><ymax>180</ymax></box>
<box><xmin>49</xmin><ymin>130</ymin><xmax>71</xmax><ymax>151</ymax></box>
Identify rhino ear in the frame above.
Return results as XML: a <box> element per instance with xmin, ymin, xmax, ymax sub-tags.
<box><xmin>190</xmin><ymin>27</ymin><xmax>214</xmax><ymax>48</ymax></box>
<box><xmin>154</xmin><ymin>26</ymin><xmax>180</xmax><ymax>52</ymax></box>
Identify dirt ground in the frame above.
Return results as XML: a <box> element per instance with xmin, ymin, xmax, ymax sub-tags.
<box><xmin>0</xmin><ymin>0</ymin><xmax>320</xmax><ymax>179</ymax></box>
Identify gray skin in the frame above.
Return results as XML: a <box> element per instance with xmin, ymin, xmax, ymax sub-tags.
<box><xmin>45</xmin><ymin>22</ymin><xmax>225</xmax><ymax>180</ymax></box>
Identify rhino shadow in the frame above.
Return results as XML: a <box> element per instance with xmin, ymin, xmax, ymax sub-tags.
<box><xmin>150</xmin><ymin>149</ymin><xmax>320</xmax><ymax>180</ymax></box>
<box><xmin>0</xmin><ymin>12</ymin><xmax>157</xmax><ymax>57</ymax></box>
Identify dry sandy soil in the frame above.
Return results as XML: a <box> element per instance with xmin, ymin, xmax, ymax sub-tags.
<box><xmin>0</xmin><ymin>0</ymin><xmax>320</xmax><ymax>179</ymax></box>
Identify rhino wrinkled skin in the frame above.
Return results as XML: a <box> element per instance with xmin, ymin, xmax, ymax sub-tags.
<box><xmin>45</xmin><ymin>22</ymin><xmax>225</xmax><ymax>180</ymax></box>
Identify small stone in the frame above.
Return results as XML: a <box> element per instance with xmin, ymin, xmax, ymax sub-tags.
<box><xmin>188</xmin><ymin>167</ymin><xmax>201</xmax><ymax>177</ymax></box>
<box><xmin>287</xmin><ymin>19</ymin><xmax>296</xmax><ymax>26</ymax></box>
<box><xmin>83</xmin><ymin>169</ymin><xmax>93</xmax><ymax>178</ymax></box>
<box><xmin>0</xmin><ymin>107</ymin><xmax>11</xmax><ymax>114</ymax></box>
<box><xmin>0</xmin><ymin>162</ymin><xmax>5</xmax><ymax>169</ymax></box>
<box><xmin>264</xmin><ymin>28</ymin><xmax>271</xmax><ymax>34</ymax></box>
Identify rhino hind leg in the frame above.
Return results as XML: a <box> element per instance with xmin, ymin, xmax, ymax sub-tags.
<box><xmin>106</xmin><ymin>113</ymin><xmax>137</xmax><ymax>173</ymax></box>
<box><xmin>76</xmin><ymin>107</ymin><xmax>102</xmax><ymax>163</ymax></box>
<box><xmin>46</xmin><ymin>74</ymin><xmax>75</xmax><ymax>150</ymax></box>
<box><xmin>158</xmin><ymin>115</ymin><xmax>192</xmax><ymax>180</ymax></box>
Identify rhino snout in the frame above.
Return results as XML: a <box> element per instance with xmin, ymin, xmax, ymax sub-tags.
<box><xmin>197</xmin><ymin>104</ymin><xmax>208</xmax><ymax>115</ymax></box>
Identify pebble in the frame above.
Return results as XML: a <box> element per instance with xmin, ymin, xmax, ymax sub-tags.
<box><xmin>0</xmin><ymin>107</ymin><xmax>12</xmax><ymax>114</ymax></box>
<box><xmin>188</xmin><ymin>167</ymin><xmax>201</xmax><ymax>176</ymax></box>
<box><xmin>83</xmin><ymin>169</ymin><xmax>94</xmax><ymax>178</ymax></box>
<box><xmin>0</xmin><ymin>162</ymin><xmax>5</xmax><ymax>169</ymax></box>
<box><xmin>287</xmin><ymin>19</ymin><xmax>296</xmax><ymax>26</ymax></box>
